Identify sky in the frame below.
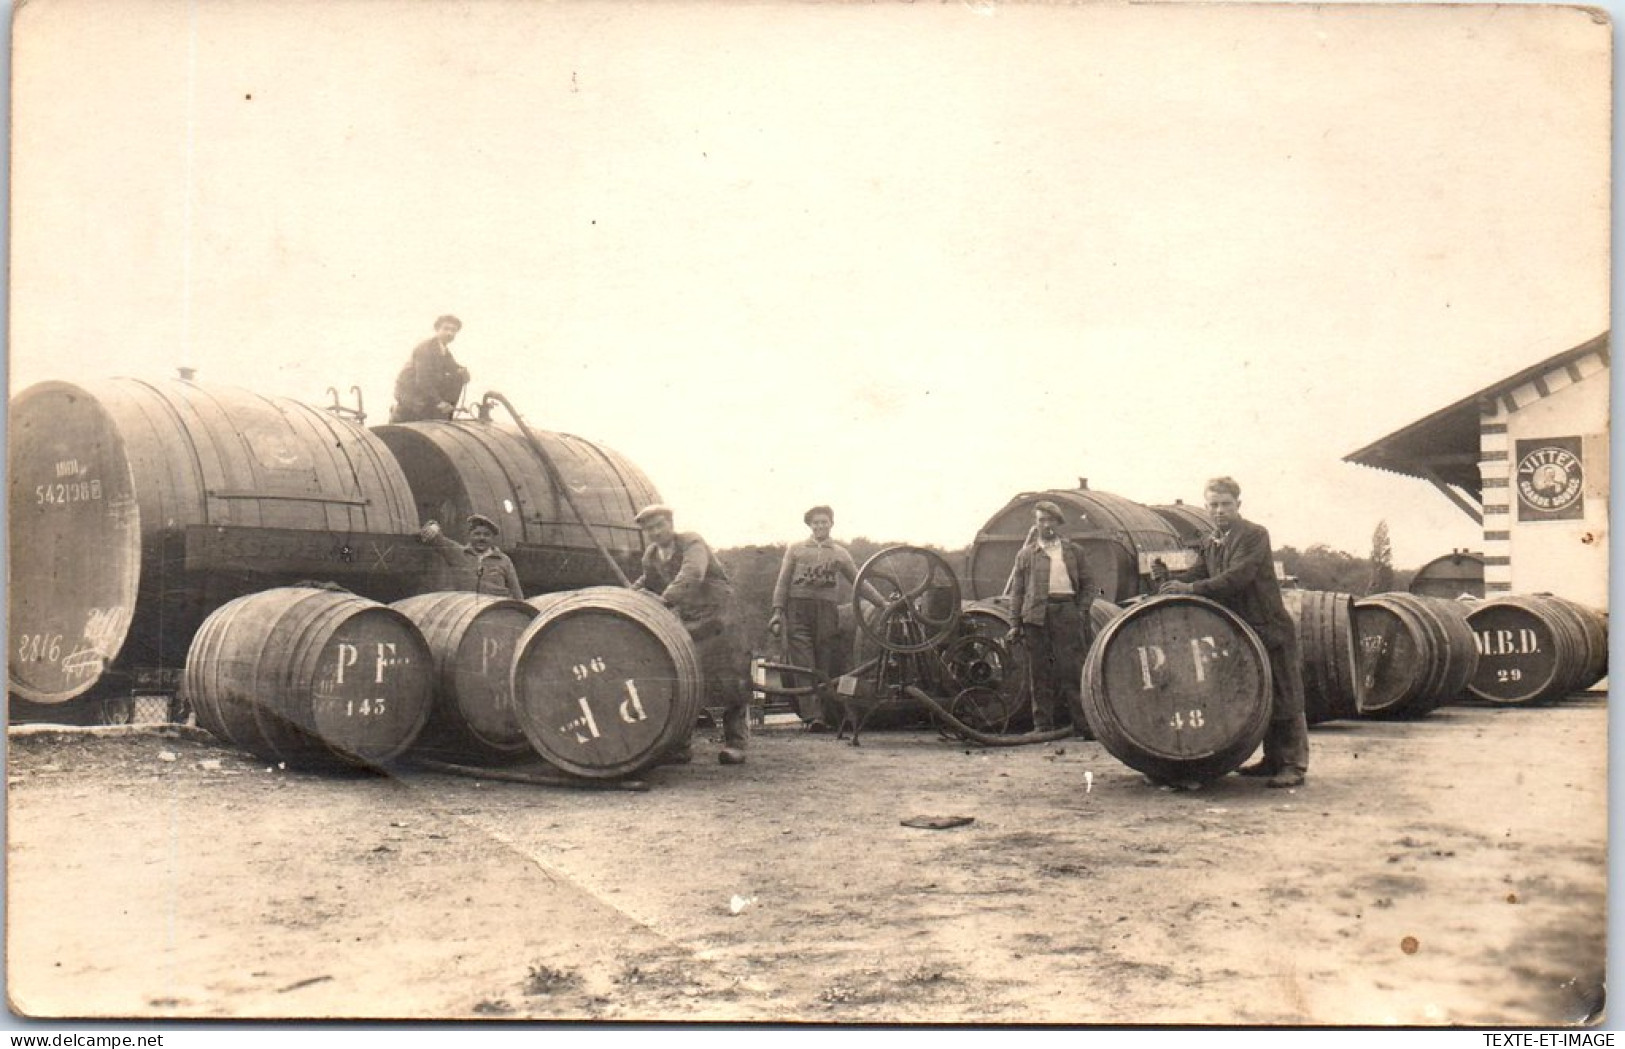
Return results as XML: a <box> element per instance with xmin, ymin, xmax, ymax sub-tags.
<box><xmin>7</xmin><ymin>0</ymin><xmax>1611</xmax><ymax>568</ymax></box>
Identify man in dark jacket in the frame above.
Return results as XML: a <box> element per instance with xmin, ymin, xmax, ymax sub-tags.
<box><xmin>391</xmin><ymin>315</ymin><xmax>470</xmax><ymax>423</ymax></box>
<box><xmin>632</xmin><ymin>504</ymin><xmax>749</xmax><ymax>765</ymax></box>
<box><xmin>1157</xmin><ymin>476</ymin><xmax>1308</xmax><ymax>787</ymax></box>
<box><xmin>1006</xmin><ymin>500</ymin><xmax>1097</xmax><ymax>733</ymax></box>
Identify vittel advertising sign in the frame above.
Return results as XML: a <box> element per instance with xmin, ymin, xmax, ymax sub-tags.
<box><xmin>1514</xmin><ymin>436</ymin><xmax>1585</xmax><ymax>522</ymax></box>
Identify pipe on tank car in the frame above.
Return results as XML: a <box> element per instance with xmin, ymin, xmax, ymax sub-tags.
<box><xmin>478</xmin><ymin>391</ymin><xmax>633</xmax><ymax>588</ymax></box>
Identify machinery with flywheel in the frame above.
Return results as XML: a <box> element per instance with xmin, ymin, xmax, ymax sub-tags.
<box><xmin>756</xmin><ymin>544</ymin><xmax>1075</xmax><ymax>746</ymax></box>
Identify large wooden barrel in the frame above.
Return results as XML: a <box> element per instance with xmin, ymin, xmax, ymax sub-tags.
<box><xmin>1281</xmin><ymin>589</ymin><xmax>1361</xmax><ymax>723</ymax></box>
<box><xmin>9</xmin><ymin>377</ymin><xmax>422</xmax><ymax>708</ymax></box>
<box><xmin>372</xmin><ymin>421</ymin><xmax>660</xmax><ymax>594</ymax></box>
<box><xmin>513</xmin><ymin>587</ymin><xmax>701</xmax><ymax>778</ymax></box>
<box><xmin>1080</xmin><ymin>595</ymin><xmax>1272</xmax><ymax>783</ymax></box>
<box><xmin>390</xmin><ymin>592</ymin><xmax>538</xmax><ymax>757</ymax></box>
<box><xmin>184</xmin><ymin>587</ymin><xmax>434</xmax><ymax>768</ymax></box>
<box><xmin>966</xmin><ymin>486</ymin><xmax>1197</xmax><ymax>604</ymax></box>
<box><xmin>1466</xmin><ymin>595</ymin><xmax>1607</xmax><ymax>705</ymax></box>
<box><xmin>1408</xmin><ymin>550</ymin><xmax>1486</xmax><ymax>600</ymax></box>
<box><xmin>1353</xmin><ymin>593</ymin><xmax>1478</xmax><ymax>718</ymax></box>
<box><xmin>1147</xmin><ymin>502</ymin><xmax>1215</xmax><ymax>547</ymax></box>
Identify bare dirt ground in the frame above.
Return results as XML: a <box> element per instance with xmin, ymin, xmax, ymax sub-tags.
<box><xmin>6</xmin><ymin>696</ymin><xmax>1608</xmax><ymax>1026</ymax></box>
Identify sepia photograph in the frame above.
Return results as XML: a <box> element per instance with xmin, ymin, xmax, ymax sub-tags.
<box><xmin>5</xmin><ymin>0</ymin><xmax>1612</xmax><ymax>1029</ymax></box>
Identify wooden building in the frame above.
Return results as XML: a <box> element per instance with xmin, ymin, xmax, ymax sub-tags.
<box><xmin>1344</xmin><ymin>333</ymin><xmax>1608</xmax><ymax>610</ymax></box>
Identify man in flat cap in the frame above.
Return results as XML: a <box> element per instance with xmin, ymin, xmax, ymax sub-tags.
<box><xmin>390</xmin><ymin>315</ymin><xmax>470</xmax><ymax>423</ymax></box>
<box><xmin>1156</xmin><ymin>476</ymin><xmax>1308</xmax><ymax>788</ymax></box>
<box><xmin>769</xmin><ymin>505</ymin><xmax>858</xmax><ymax>730</ymax></box>
<box><xmin>631</xmin><ymin>505</ymin><xmax>750</xmax><ymax>765</ymax></box>
<box><xmin>1006</xmin><ymin>500</ymin><xmax>1097</xmax><ymax>734</ymax></box>
<box><xmin>419</xmin><ymin>512</ymin><xmax>524</xmax><ymax>599</ymax></box>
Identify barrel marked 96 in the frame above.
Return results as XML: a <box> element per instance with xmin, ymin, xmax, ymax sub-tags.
<box><xmin>560</xmin><ymin>679</ymin><xmax>651</xmax><ymax>743</ymax></box>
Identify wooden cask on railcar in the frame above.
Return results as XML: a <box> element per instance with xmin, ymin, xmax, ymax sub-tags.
<box><xmin>1281</xmin><ymin>589</ymin><xmax>1362</xmax><ymax>723</ymax></box>
<box><xmin>1353</xmin><ymin>593</ymin><xmax>1478</xmax><ymax>718</ymax></box>
<box><xmin>1147</xmin><ymin>502</ymin><xmax>1215</xmax><ymax>547</ymax></box>
<box><xmin>391</xmin><ymin>592</ymin><xmax>538</xmax><ymax>758</ymax></box>
<box><xmin>1466</xmin><ymin>595</ymin><xmax>1607</xmax><ymax>705</ymax></box>
<box><xmin>1408</xmin><ymin>551</ymin><xmax>1486</xmax><ymax>600</ymax></box>
<box><xmin>185</xmin><ymin>587</ymin><xmax>434</xmax><ymax>769</ymax></box>
<box><xmin>9</xmin><ymin>377</ymin><xmax>425</xmax><ymax>710</ymax></box>
<box><xmin>966</xmin><ymin>486</ymin><xmax>1197</xmax><ymax>604</ymax></box>
<box><xmin>513</xmin><ymin>588</ymin><xmax>702</xmax><ymax>778</ymax></box>
<box><xmin>372</xmin><ymin>421</ymin><xmax>660</xmax><ymax>595</ymax></box>
<box><xmin>1080</xmin><ymin>595</ymin><xmax>1272</xmax><ymax>783</ymax></box>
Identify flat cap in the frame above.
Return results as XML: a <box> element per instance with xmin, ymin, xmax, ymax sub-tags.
<box><xmin>633</xmin><ymin>504</ymin><xmax>674</xmax><ymax>526</ymax></box>
<box><xmin>1033</xmin><ymin>500</ymin><xmax>1065</xmax><ymax>523</ymax></box>
<box><xmin>466</xmin><ymin>513</ymin><xmax>499</xmax><ymax>534</ymax></box>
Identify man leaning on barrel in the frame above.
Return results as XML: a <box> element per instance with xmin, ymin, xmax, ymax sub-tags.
<box><xmin>631</xmin><ymin>504</ymin><xmax>750</xmax><ymax>766</ymax></box>
<box><xmin>1154</xmin><ymin>476</ymin><xmax>1309</xmax><ymax>788</ymax></box>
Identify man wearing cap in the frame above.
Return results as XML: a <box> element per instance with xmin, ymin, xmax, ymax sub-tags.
<box><xmin>631</xmin><ymin>505</ymin><xmax>750</xmax><ymax>765</ymax></box>
<box><xmin>1155</xmin><ymin>476</ymin><xmax>1308</xmax><ymax>788</ymax></box>
<box><xmin>769</xmin><ymin>505</ymin><xmax>858</xmax><ymax>730</ymax></box>
<box><xmin>1006</xmin><ymin>500</ymin><xmax>1097</xmax><ymax>734</ymax></box>
<box><xmin>391</xmin><ymin>315</ymin><xmax>470</xmax><ymax>423</ymax></box>
<box><xmin>418</xmin><ymin>513</ymin><xmax>524</xmax><ymax>599</ymax></box>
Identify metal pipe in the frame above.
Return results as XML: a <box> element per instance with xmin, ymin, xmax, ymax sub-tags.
<box><xmin>479</xmin><ymin>390</ymin><xmax>633</xmax><ymax>588</ymax></box>
<box><xmin>903</xmin><ymin>686</ymin><xmax>1073</xmax><ymax>748</ymax></box>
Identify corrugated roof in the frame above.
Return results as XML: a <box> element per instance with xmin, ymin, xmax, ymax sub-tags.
<box><xmin>1343</xmin><ymin>332</ymin><xmax>1610</xmax><ymax>498</ymax></box>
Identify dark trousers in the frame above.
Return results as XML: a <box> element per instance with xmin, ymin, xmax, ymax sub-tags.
<box><xmin>680</xmin><ymin>611</ymin><xmax>750</xmax><ymax>749</ymax></box>
<box><xmin>1263</xmin><ymin>639</ymin><xmax>1310</xmax><ymax>773</ymax></box>
<box><xmin>1022</xmin><ymin>599</ymin><xmax>1089</xmax><ymax>731</ymax></box>
<box><xmin>786</xmin><ymin>598</ymin><xmax>844</xmax><ymax>724</ymax></box>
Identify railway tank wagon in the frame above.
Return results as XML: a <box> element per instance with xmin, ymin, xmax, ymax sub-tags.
<box><xmin>1408</xmin><ymin>550</ymin><xmax>1486</xmax><ymax>600</ymax></box>
<box><xmin>370</xmin><ymin>419</ymin><xmax>660</xmax><ymax>596</ymax></box>
<box><xmin>9</xmin><ymin>376</ymin><xmax>428</xmax><ymax>714</ymax></box>
<box><xmin>966</xmin><ymin>484</ymin><xmax>1198</xmax><ymax>604</ymax></box>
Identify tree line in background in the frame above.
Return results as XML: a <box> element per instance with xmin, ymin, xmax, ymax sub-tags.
<box><xmin>715</xmin><ymin>522</ymin><xmax>1415</xmax><ymax>661</ymax></box>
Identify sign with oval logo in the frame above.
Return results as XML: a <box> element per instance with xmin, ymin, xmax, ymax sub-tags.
<box><xmin>1515</xmin><ymin>436</ymin><xmax>1584</xmax><ymax>520</ymax></box>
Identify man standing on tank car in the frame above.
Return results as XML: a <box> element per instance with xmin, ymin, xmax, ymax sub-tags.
<box><xmin>631</xmin><ymin>505</ymin><xmax>750</xmax><ymax>765</ymax></box>
<box><xmin>391</xmin><ymin>314</ymin><xmax>470</xmax><ymax>423</ymax></box>
<box><xmin>1155</xmin><ymin>476</ymin><xmax>1308</xmax><ymax>788</ymax></box>
<box><xmin>1006</xmin><ymin>500</ymin><xmax>1097</xmax><ymax>735</ymax></box>
<box><xmin>419</xmin><ymin>513</ymin><xmax>524</xmax><ymax>599</ymax></box>
<box><xmin>769</xmin><ymin>505</ymin><xmax>858</xmax><ymax>731</ymax></box>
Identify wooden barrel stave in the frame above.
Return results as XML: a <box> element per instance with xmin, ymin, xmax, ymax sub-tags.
<box><xmin>1282</xmin><ymin>589</ymin><xmax>1362</xmax><ymax>724</ymax></box>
